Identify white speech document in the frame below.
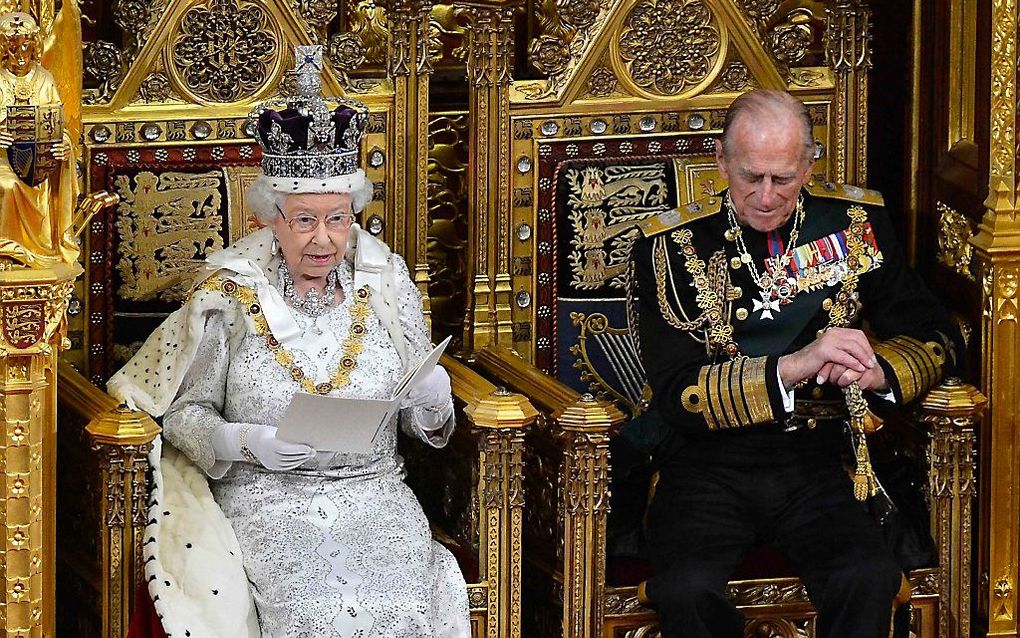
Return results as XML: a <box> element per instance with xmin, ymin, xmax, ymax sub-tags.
<box><xmin>276</xmin><ymin>336</ymin><xmax>452</xmax><ymax>453</ymax></box>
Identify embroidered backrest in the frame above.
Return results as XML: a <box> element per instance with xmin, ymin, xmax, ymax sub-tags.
<box><xmin>554</xmin><ymin>152</ymin><xmax>727</xmax><ymax>412</ymax></box>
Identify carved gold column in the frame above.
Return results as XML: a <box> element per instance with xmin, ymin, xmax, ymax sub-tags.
<box><xmin>0</xmin><ymin>262</ymin><xmax>78</xmax><ymax>637</ymax></box>
<box><xmin>460</xmin><ymin>0</ymin><xmax>518</xmax><ymax>351</ymax></box>
<box><xmin>389</xmin><ymin>0</ymin><xmax>435</xmax><ymax>324</ymax></box>
<box><xmin>57</xmin><ymin>360</ymin><xmax>160</xmax><ymax>638</ymax></box>
<box><xmin>825</xmin><ymin>0</ymin><xmax>871</xmax><ymax>185</ymax></box>
<box><xmin>555</xmin><ymin>394</ymin><xmax>625</xmax><ymax>638</ymax></box>
<box><xmin>971</xmin><ymin>2</ymin><xmax>1020</xmax><ymax>634</ymax></box>
<box><xmin>87</xmin><ymin>409</ymin><xmax>159</xmax><ymax>638</ymax></box>
<box><xmin>921</xmin><ymin>378</ymin><xmax>986</xmax><ymax>638</ymax></box>
<box><xmin>465</xmin><ymin>388</ymin><xmax>536</xmax><ymax>638</ymax></box>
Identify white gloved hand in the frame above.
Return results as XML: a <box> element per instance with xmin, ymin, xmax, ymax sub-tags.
<box><xmin>212</xmin><ymin>423</ymin><xmax>315</xmax><ymax>471</ymax></box>
<box><xmin>246</xmin><ymin>425</ymin><xmax>316</xmax><ymax>470</ymax></box>
<box><xmin>400</xmin><ymin>365</ymin><xmax>452</xmax><ymax>411</ymax></box>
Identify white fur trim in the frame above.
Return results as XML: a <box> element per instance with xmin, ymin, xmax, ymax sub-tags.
<box><xmin>246</xmin><ymin>172</ymin><xmax>374</xmax><ymax>225</ymax></box>
<box><xmin>107</xmin><ymin>226</ymin><xmax>408</xmax><ymax>416</ymax></box>
<box><xmin>264</xmin><ymin>169</ymin><xmax>368</xmax><ymax>194</ymax></box>
<box><xmin>349</xmin><ymin>226</ymin><xmax>407</xmax><ymax>366</ymax></box>
<box><xmin>144</xmin><ymin>438</ymin><xmax>261</xmax><ymax>637</ymax></box>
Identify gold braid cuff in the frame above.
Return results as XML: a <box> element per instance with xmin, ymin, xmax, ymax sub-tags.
<box><xmin>681</xmin><ymin>356</ymin><xmax>774</xmax><ymax>429</ymax></box>
<box><xmin>872</xmin><ymin>335</ymin><xmax>946</xmax><ymax>403</ymax></box>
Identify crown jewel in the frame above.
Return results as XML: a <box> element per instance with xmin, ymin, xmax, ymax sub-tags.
<box><xmin>248</xmin><ymin>45</ymin><xmax>369</xmax><ymax>181</ymax></box>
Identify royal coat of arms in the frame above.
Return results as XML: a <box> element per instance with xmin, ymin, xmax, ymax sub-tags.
<box><xmin>564</xmin><ymin>163</ymin><xmax>670</xmax><ymax>290</ymax></box>
<box><xmin>4</xmin><ymin>103</ymin><xmax>63</xmax><ymax>186</ymax></box>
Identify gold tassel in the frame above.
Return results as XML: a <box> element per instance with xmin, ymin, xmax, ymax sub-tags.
<box><xmin>852</xmin><ymin>430</ymin><xmax>878</xmax><ymax>500</ymax></box>
<box><xmin>846</xmin><ymin>383</ymin><xmax>878</xmax><ymax>501</ymax></box>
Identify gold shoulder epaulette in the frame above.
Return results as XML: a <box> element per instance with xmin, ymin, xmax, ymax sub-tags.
<box><xmin>805</xmin><ymin>181</ymin><xmax>885</xmax><ymax>207</ymax></box>
<box><xmin>639</xmin><ymin>196</ymin><xmax>723</xmax><ymax>237</ymax></box>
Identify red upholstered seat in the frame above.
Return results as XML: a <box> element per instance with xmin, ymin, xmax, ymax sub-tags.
<box><xmin>127</xmin><ymin>582</ymin><xmax>166</xmax><ymax>638</ymax></box>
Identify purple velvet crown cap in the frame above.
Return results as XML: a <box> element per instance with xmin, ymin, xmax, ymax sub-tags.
<box><xmin>256</xmin><ymin>104</ymin><xmax>365</xmax><ymax>154</ymax></box>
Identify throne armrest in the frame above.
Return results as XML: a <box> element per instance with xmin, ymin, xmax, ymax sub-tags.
<box><xmin>916</xmin><ymin>377</ymin><xmax>986</xmax><ymax>638</ymax></box>
<box><xmin>57</xmin><ymin>360</ymin><xmax>160</xmax><ymax>638</ymax></box>
<box><xmin>474</xmin><ymin>345</ymin><xmax>626</xmax><ymax>637</ymax></box>
<box><xmin>442</xmin><ymin>353</ymin><xmax>538</xmax><ymax>636</ymax></box>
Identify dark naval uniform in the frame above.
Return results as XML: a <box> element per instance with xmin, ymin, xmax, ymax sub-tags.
<box><xmin>631</xmin><ymin>183</ymin><xmax>959</xmax><ymax>638</ymax></box>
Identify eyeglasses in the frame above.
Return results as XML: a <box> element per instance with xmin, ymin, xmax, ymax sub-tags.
<box><xmin>277</xmin><ymin>207</ymin><xmax>355</xmax><ymax>234</ymax></box>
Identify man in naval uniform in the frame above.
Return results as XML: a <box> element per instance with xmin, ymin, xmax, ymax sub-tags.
<box><xmin>632</xmin><ymin>89</ymin><xmax>960</xmax><ymax>638</ymax></box>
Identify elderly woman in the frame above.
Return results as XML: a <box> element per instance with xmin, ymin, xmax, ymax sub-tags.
<box><xmin>109</xmin><ymin>52</ymin><xmax>469</xmax><ymax>638</ymax></box>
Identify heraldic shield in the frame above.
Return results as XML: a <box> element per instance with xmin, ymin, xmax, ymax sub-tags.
<box><xmin>4</xmin><ymin>103</ymin><xmax>63</xmax><ymax>187</ymax></box>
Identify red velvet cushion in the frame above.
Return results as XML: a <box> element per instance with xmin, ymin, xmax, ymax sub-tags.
<box><xmin>437</xmin><ymin>536</ymin><xmax>480</xmax><ymax>583</ymax></box>
<box><xmin>127</xmin><ymin>581</ymin><xmax>166</xmax><ymax>638</ymax></box>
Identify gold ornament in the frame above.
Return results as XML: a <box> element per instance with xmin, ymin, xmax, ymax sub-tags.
<box><xmin>0</xmin><ymin>11</ymin><xmax>79</xmax><ymax>267</ymax></box>
<box><xmin>198</xmin><ymin>276</ymin><xmax>374</xmax><ymax>395</ymax></box>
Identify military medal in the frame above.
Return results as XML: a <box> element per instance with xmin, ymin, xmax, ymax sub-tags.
<box><xmin>724</xmin><ymin>193</ymin><xmax>806</xmax><ymax>321</ymax></box>
<box><xmin>751</xmin><ymin>290</ymin><xmax>780</xmax><ymax>320</ymax></box>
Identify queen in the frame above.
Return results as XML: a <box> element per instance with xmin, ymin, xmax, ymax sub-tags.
<box><xmin>108</xmin><ymin>48</ymin><xmax>470</xmax><ymax>637</ymax></box>
<box><xmin>0</xmin><ymin>11</ymin><xmax>77</xmax><ymax>267</ymax></box>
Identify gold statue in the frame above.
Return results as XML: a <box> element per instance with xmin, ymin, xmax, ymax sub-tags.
<box><xmin>0</xmin><ymin>11</ymin><xmax>78</xmax><ymax>267</ymax></box>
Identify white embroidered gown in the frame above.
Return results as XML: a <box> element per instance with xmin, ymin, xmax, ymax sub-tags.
<box><xmin>160</xmin><ymin>257</ymin><xmax>470</xmax><ymax>638</ymax></box>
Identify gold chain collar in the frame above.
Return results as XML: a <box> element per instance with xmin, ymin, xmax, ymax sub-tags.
<box><xmin>197</xmin><ymin>275</ymin><xmax>374</xmax><ymax>395</ymax></box>
<box><xmin>724</xmin><ymin>193</ymin><xmax>807</xmax><ymax>320</ymax></box>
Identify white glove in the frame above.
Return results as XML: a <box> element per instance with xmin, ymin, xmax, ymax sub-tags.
<box><xmin>401</xmin><ymin>365</ymin><xmax>452</xmax><ymax>411</ymax></box>
<box><xmin>212</xmin><ymin>423</ymin><xmax>316</xmax><ymax>471</ymax></box>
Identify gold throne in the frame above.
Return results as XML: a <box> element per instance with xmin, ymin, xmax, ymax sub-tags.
<box><xmin>455</xmin><ymin>0</ymin><xmax>987</xmax><ymax>636</ymax></box>
<box><xmin>53</xmin><ymin>3</ymin><xmax>533</xmax><ymax>637</ymax></box>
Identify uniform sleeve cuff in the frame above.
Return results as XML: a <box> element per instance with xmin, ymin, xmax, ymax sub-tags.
<box><xmin>869</xmin><ymin>387</ymin><xmax>896</xmax><ymax>403</ymax></box>
<box><xmin>872</xmin><ymin>336</ymin><xmax>946</xmax><ymax>403</ymax></box>
<box><xmin>775</xmin><ymin>363</ymin><xmax>795</xmax><ymax>413</ymax></box>
<box><xmin>681</xmin><ymin>356</ymin><xmax>779</xmax><ymax>429</ymax></box>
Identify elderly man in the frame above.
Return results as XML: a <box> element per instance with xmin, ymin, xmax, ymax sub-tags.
<box><xmin>631</xmin><ymin>89</ymin><xmax>959</xmax><ymax>637</ymax></box>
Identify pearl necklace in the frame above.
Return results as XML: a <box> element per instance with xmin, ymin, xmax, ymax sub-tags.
<box><xmin>279</xmin><ymin>260</ymin><xmax>339</xmax><ymax>317</ymax></box>
<box><xmin>724</xmin><ymin>193</ymin><xmax>806</xmax><ymax>320</ymax></box>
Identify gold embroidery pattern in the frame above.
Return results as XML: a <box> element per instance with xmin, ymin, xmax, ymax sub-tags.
<box><xmin>114</xmin><ymin>171</ymin><xmax>224</xmax><ymax>303</ymax></box>
<box><xmin>653</xmin><ymin>235</ymin><xmax>708</xmax><ymax>332</ymax></box>
<box><xmin>681</xmin><ymin>384</ymin><xmax>705</xmax><ymax>412</ymax></box>
<box><xmin>197</xmin><ymin>275</ymin><xmax>373</xmax><ymax>395</ymax></box>
<box><xmin>565</xmin><ymin>163</ymin><xmax>671</xmax><ymax>291</ymax></box>
<box><xmin>669</xmin><ymin>228</ymin><xmax>737</xmax><ymax>356</ymax></box>
<box><xmin>683</xmin><ymin>356</ymin><xmax>773</xmax><ymax>430</ymax></box>
<box><xmin>742</xmin><ymin>356</ymin><xmax>773</xmax><ymax>424</ymax></box>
